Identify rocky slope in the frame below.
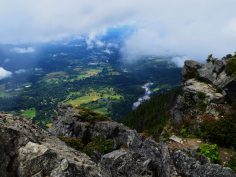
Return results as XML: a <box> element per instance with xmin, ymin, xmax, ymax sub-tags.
<box><xmin>1</xmin><ymin>104</ymin><xmax>235</xmax><ymax>177</ymax></box>
<box><xmin>173</xmin><ymin>56</ymin><xmax>236</xmax><ymax>123</ymax></box>
<box><xmin>0</xmin><ymin>56</ymin><xmax>236</xmax><ymax>177</ymax></box>
<box><xmin>0</xmin><ymin>113</ymin><xmax>106</xmax><ymax>177</ymax></box>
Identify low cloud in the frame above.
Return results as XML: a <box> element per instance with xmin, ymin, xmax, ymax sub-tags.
<box><xmin>171</xmin><ymin>56</ymin><xmax>189</xmax><ymax>67</ymax></box>
<box><xmin>85</xmin><ymin>31</ymin><xmax>106</xmax><ymax>49</ymax></box>
<box><xmin>11</xmin><ymin>47</ymin><xmax>35</xmax><ymax>54</ymax></box>
<box><xmin>0</xmin><ymin>67</ymin><xmax>12</xmax><ymax>80</ymax></box>
<box><xmin>1</xmin><ymin>0</ymin><xmax>236</xmax><ymax>62</ymax></box>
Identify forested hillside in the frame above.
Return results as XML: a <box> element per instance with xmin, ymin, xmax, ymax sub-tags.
<box><xmin>124</xmin><ymin>88</ymin><xmax>181</xmax><ymax>136</ymax></box>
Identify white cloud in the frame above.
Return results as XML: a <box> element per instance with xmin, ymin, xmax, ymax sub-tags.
<box><xmin>0</xmin><ymin>0</ymin><xmax>236</xmax><ymax>61</ymax></box>
<box><xmin>15</xmin><ymin>69</ymin><xmax>27</xmax><ymax>74</ymax></box>
<box><xmin>171</xmin><ymin>56</ymin><xmax>190</xmax><ymax>67</ymax></box>
<box><xmin>85</xmin><ymin>31</ymin><xmax>106</xmax><ymax>49</ymax></box>
<box><xmin>104</xmin><ymin>49</ymin><xmax>112</xmax><ymax>54</ymax></box>
<box><xmin>0</xmin><ymin>67</ymin><xmax>12</xmax><ymax>80</ymax></box>
<box><xmin>11</xmin><ymin>47</ymin><xmax>35</xmax><ymax>54</ymax></box>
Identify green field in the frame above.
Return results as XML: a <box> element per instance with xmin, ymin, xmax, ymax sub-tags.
<box><xmin>21</xmin><ymin>108</ymin><xmax>36</xmax><ymax>120</ymax></box>
<box><xmin>65</xmin><ymin>87</ymin><xmax>123</xmax><ymax>115</ymax></box>
<box><xmin>42</xmin><ymin>71</ymin><xmax>68</xmax><ymax>84</ymax></box>
<box><xmin>152</xmin><ymin>87</ymin><xmax>160</xmax><ymax>92</ymax></box>
<box><xmin>74</xmin><ymin>68</ymin><xmax>102</xmax><ymax>81</ymax></box>
<box><xmin>89</xmin><ymin>107</ymin><xmax>108</xmax><ymax>115</ymax></box>
<box><xmin>66</xmin><ymin>95</ymin><xmax>101</xmax><ymax>106</ymax></box>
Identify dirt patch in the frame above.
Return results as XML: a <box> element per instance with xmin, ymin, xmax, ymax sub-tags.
<box><xmin>168</xmin><ymin>138</ymin><xmax>203</xmax><ymax>150</ymax></box>
<box><xmin>168</xmin><ymin>137</ymin><xmax>235</xmax><ymax>166</ymax></box>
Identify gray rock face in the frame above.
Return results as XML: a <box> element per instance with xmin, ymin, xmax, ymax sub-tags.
<box><xmin>172</xmin><ymin>150</ymin><xmax>236</xmax><ymax>177</ymax></box>
<box><xmin>173</xmin><ymin>58</ymin><xmax>235</xmax><ymax>123</ymax></box>
<box><xmin>49</xmin><ymin>105</ymin><xmax>142</xmax><ymax>150</ymax></box>
<box><xmin>184</xmin><ymin>79</ymin><xmax>224</xmax><ymax>103</ymax></box>
<box><xmin>197</xmin><ymin>62</ymin><xmax>220</xmax><ymax>84</ymax></box>
<box><xmin>0</xmin><ymin>113</ymin><xmax>105</xmax><ymax>177</ymax></box>
<box><xmin>182</xmin><ymin>60</ymin><xmax>202</xmax><ymax>81</ymax></box>
<box><xmin>101</xmin><ymin>149</ymin><xmax>154</xmax><ymax>177</ymax></box>
<box><xmin>183</xmin><ymin>59</ymin><xmax>234</xmax><ymax>89</ymax></box>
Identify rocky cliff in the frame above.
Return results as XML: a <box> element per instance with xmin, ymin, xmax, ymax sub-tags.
<box><xmin>0</xmin><ymin>56</ymin><xmax>236</xmax><ymax>177</ymax></box>
<box><xmin>0</xmin><ymin>113</ymin><xmax>106</xmax><ymax>177</ymax></box>
<box><xmin>173</xmin><ymin>56</ymin><xmax>236</xmax><ymax>123</ymax></box>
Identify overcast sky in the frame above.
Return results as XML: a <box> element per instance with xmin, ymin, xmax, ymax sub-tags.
<box><xmin>1</xmin><ymin>0</ymin><xmax>236</xmax><ymax>61</ymax></box>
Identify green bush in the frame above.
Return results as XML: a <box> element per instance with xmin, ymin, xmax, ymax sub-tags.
<box><xmin>225</xmin><ymin>57</ymin><xmax>236</xmax><ymax>77</ymax></box>
<box><xmin>180</xmin><ymin>128</ymin><xmax>189</xmax><ymax>138</ymax></box>
<box><xmin>227</xmin><ymin>154</ymin><xmax>236</xmax><ymax>172</ymax></box>
<box><xmin>59</xmin><ymin>137</ymin><xmax>83</xmax><ymax>151</ymax></box>
<box><xmin>76</xmin><ymin>106</ymin><xmax>110</xmax><ymax>122</ymax></box>
<box><xmin>200</xmin><ymin>113</ymin><xmax>236</xmax><ymax>149</ymax></box>
<box><xmin>60</xmin><ymin>135</ymin><xmax>114</xmax><ymax>156</ymax></box>
<box><xmin>83</xmin><ymin>136</ymin><xmax>113</xmax><ymax>156</ymax></box>
<box><xmin>216</xmin><ymin>86</ymin><xmax>223</xmax><ymax>93</ymax></box>
<box><xmin>198</xmin><ymin>143</ymin><xmax>220</xmax><ymax>163</ymax></box>
<box><xmin>177</xmin><ymin>117</ymin><xmax>202</xmax><ymax>137</ymax></box>
<box><xmin>198</xmin><ymin>101</ymin><xmax>207</xmax><ymax>112</ymax></box>
<box><xmin>206</xmin><ymin>54</ymin><xmax>213</xmax><ymax>63</ymax></box>
<box><xmin>197</xmin><ymin>92</ymin><xmax>206</xmax><ymax>100</ymax></box>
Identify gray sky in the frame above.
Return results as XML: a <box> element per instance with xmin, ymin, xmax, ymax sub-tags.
<box><xmin>1</xmin><ymin>0</ymin><xmax>236</xmax><ymax>61</ymax></box>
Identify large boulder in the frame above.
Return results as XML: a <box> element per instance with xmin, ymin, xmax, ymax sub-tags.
<box><xmin>182</xmin><ymin>60</ymin><xmax>202</xmax><ymax>81</ymax></box>
<box><xmin>184</xmin><ymin>79</ymin><xmax>224</xmax><ymax>103</ymax></box>
<box><xmin>101</xmin><ymin>149</ymin><xmax>154</xmax><ymax>177</ymax></box>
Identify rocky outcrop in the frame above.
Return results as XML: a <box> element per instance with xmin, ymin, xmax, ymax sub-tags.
<box><xmin>184</xmin><ymin>79</ymin><xmax>224</xmax><ymax>103</ymax></box>
<box><xmin>48</xmin><ymin>106</ymin><xmax>236</xmax><ymax>177</ymax></box>
<box><xmin>49</xmin><ymin>105</ymin><xmax>142</xmax><ymax>150</ymax></box>
<box><xmin>184</xmin><ymin>57</ymin><xmax>235</xmax><ymax>90</ymax></box>
<box><xmin>173</xmin><ymin>57</ymin><xmax>236</xmax><ymax>123</ymax></box>
<box><xmin>172</xmin><ymin>149</ymin><xmax>235</xmax><ymax>177</ymax></box>
<box><xmin>182</xmin><ymin>60</ymin><xmax>202</xmax><ymax>81</ymax></box>
<box><xmin>0</xmin><ymin>113</ymin><xmax>106</xmax><ymax>177</ymax></box>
